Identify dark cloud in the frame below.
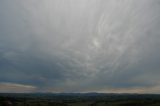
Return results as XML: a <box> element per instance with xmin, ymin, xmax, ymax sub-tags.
<box><xmin>0</xmin><ymin>0</ymin><xmax>160</xmax><ymax>93</ymax></box>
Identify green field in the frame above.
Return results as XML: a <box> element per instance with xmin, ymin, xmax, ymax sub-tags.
<box><xmin>0</xmin><ymin>93</ymin><xmax>160</xmax><ymax>106</ymax></box>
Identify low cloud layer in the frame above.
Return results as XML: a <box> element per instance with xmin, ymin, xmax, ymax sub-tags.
<box><xmin>0</xmin><ymin>0</ymin><xmax>160</xmax><ymax>93</ymax></box>
<box><xmin>0</xmin><ymin>82</ymin><xmax>36</xmax><ymax>93</ymax></box>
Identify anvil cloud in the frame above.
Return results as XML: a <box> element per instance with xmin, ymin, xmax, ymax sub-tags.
<box><xmin>0</xmin><ymin>0</ymin><xmax>160</xmax><ymax>93</ymax></box>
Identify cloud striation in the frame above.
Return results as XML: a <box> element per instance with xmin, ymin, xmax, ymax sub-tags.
<box><xmin>0</xmin><ymin>0</ymin><xmax>160</xmax><ymax>93</ymax></box>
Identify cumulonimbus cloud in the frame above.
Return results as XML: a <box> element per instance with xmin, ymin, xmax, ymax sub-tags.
<box><xmin>0</xmin><ymin>0</ymin><xmax>160</xmax><ymax>93</ymax></box>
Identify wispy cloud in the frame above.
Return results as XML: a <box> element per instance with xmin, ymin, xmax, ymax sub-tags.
<box><xmin>0</xmin><ymin>0</ymin><xmax>160</xmax><ymax>93</ymax></box>
<box><xmin>0</xmin><ymin>82</ymin><xmax>36</xmax><ymax>93</ymax></box>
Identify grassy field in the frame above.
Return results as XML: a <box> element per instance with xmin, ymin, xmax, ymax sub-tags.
<box><xmin>0</xmin><ymin>93</ymin><xmax>160</xmax><ymax>106</ymax></box>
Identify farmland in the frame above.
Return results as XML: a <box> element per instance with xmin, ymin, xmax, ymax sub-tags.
<box><xmin>0</xmin><ymin>93</ymin><xmax>160</xmax><ymax>106</ymax></box>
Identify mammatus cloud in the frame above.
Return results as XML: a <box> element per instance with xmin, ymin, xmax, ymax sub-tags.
<box><xmin>0</xmin><ymin>0</ymin><xmax>160</xmax><ymax>93</ymax></box>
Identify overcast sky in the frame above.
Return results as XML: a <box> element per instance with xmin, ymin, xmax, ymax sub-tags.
<box><xmin>0</xmin><ymin>0</ymin><xmax>160</xmax><ymax>93</ymax></box>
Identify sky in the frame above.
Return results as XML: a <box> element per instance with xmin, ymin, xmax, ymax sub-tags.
<box><xmin>0</xmin><ymin>0</ymin><xmax>160</xmax><ymax>93</ymax></box>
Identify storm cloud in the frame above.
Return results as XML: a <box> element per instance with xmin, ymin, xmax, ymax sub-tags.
<box><xmin>0</xmin><ymin>0</ymin><xmax>160</xmax><ymax>93</ymax></box>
